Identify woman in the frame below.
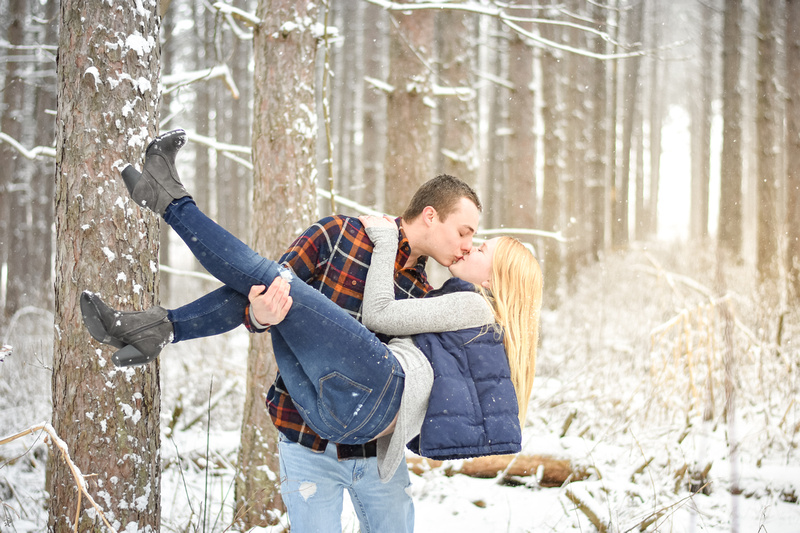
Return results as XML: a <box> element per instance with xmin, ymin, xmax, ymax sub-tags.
<box><xmin>81</xmin><ymin>129</ymin><xmax>543</xmax><ymax>480</ymax></box>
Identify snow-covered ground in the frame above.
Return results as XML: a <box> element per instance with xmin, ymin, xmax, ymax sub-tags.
<box><xmin>1</xmin><ymin>243</ymin><xmax>798</xmax><ymax>532</ymax></box>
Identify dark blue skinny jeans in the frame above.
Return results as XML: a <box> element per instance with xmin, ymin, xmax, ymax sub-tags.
<box><xmin>164</xmin><ymin>197</ymin><xmax>403</xmax><ymax>444</ymax></box>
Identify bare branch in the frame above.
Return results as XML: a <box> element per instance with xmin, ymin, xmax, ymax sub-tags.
<box><xmin>162</xmin><ymin>64</ymin><xmax>240</xmax><ymax>99</ymax></box>
<box><xmin>211</xmin><ymin>2</ymin><xmax>260</xmax><ymax>27</ymax></box>
<box><xmin>0</xmin><ymin>132</ymin><xmax>56</xmax><ymax>159</ymax></box>
<box><xmin>362</xmin><ymin>0</ymin><xmax>678</xmax><ymax>60</ymax></box>
<box><xmin>0</xmin><ymin>423</ymin><xmax>119</xmax><ymax>533</ymax></box>
<box><xmin>211</xmin><ymin>2</ymin><xmax>258</xmax><ymax>40</ymax></box>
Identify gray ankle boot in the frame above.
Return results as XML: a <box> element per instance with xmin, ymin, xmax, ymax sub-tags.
<box><xmin>80</xmin><ymin>291</ymin><xmax>173</xmax><ymax>367</ymax></box>
<box><xmin>121</xmin><ymin>129</ymin><xmax>191</xmax><ymax>215</ymax></box>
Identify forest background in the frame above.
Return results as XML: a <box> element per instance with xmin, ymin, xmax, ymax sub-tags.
<box><xmin>0</xmin><ymin>0</ymin><xmax>799</xmax><ymax>531</ymax></box>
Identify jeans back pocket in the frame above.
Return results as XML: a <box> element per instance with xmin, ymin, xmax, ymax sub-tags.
<box><xmin>318</xmin><ymin>372</ymin><xmax>372</xmax><ymax>430</ymax></box>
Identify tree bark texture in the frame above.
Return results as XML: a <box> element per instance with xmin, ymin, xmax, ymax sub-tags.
<box><xmin>384</xmin><ymin>3</ymin><xmax>434</xmax><ymax>216</ymax></box>
<box><xmin>51</xmin><ymin>0</ymin><xmax>162</xmax><ymax>530</ymax></box>
<box><xmin>235</xmin><ymin>0</ymin><xmax>319</xmax><ymax>527</ymax></box>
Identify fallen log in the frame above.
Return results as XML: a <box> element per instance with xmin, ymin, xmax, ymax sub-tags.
<box><xmin>407</xmin><ymin>454</ymin><xmax>585</xmax><ymax>487</ymax></box>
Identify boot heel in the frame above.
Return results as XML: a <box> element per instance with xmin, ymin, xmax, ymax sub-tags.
<box><xmin>112</xmin><ymin>344</ymin><xmax>151</xmax><ymax>367</ymax></box>
<box><xmin>80</xmin><ymin>292</ymin><xmax>125</xmax><ymax>349</ymax></box>
<box><xmin>121</xmin><ymin>164</ymin><xmax>141</xmax><ymax>192</ymax></box>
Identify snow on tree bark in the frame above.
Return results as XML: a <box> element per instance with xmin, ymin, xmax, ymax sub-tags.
<box><xmin>51</xmin><ymin>0</ymin><xmax>162</xmax><ymax>530</ymax></box>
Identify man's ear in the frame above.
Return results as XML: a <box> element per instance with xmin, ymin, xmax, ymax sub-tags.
<box><xmin>480</xmin><ymin>280</ymin><xmax>492</xmax><ymax>290</ymax></box>
<box><xmin>422</xmin><ymin>206</ymin><xmax>437</xmax><ymax>226</ymax></box>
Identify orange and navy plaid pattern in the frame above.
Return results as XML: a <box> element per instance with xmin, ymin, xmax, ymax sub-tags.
<box><xmin>246</xmin><ymin>215</ymin><xmax>431</xmax><ymax>455</ymax></box>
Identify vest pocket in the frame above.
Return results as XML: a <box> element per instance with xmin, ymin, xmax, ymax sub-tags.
<box><xmin>319</xmin><ymin>372</ymin><xmax>372</xmax><ymax>429</ymax></box>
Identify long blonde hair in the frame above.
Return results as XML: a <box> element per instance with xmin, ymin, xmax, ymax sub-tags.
<box><xmin>479</xmin><ymin>237</ymin><xmax>543</xmax><ymax>425</ymax></box>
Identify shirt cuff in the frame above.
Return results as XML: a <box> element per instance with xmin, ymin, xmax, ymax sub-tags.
<box><xmin>244</xmin><ymin>303</ymin><xmax>270</xmax><ymax>333</ymax></box>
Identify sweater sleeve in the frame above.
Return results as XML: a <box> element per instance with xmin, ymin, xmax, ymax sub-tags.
<box><xmin>362</xmin><ymin>226</ymin><xmax>495</xmax><ymax>336</ymax></box>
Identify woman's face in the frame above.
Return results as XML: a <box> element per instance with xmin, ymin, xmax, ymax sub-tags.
<box><xmin>448</xmin><ymin>237</ymin><xmax>499</xmax><ymax>289</ymax></box>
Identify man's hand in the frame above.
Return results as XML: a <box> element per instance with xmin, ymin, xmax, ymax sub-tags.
<box><xmin>249</xmin><ymin>278</ymin><xmax>292</xmax><ymax>326</ymax></box>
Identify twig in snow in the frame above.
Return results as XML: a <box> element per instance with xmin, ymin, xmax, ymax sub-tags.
<box><xmin>0</xmin><ymin>423</ymin><xmax>118</xmax><ymax>533</ymax></box>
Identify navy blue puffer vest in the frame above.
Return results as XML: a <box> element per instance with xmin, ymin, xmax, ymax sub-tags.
<box><xmin>407</xmin><ymin>278</ymin><xmax>521</xmax><ymax>460</ymax></box>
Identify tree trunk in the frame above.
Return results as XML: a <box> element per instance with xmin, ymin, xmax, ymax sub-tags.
<box><xmin>1</xmin><ymin>0</ymin><xmax>28</xmax><ymax>320</ymax></box>
<box><xmin>160</xmin><ymin>3</ymin><xmax>176</xmax><ymax>297</ymax></box>
<box><xmin>192</xmin><ymin>0</ymin><xmax>213</xmax><ymax>214</ymax></box>
<box><xmin>617</xmin><ymin>0</ymin><xmax>644</xmax><ymax>247</ymax></box>
<box><xmin>589</xmin><ymin>1</ymin><xmax>609</xmax><ymax>260</ymax></box>
<box><xmin>563</xmin><ymin>0</ymin><xmax>590</xmax><ymax>285</ymax></box>
<box><xmin>786</xmin><ymin>0</ymin><xmax>800</xmax><ymax>299</ymax></box>
<box><xmin>51</xmin><ymin>0</ymin><xmax>162</xmax><ymax>530</ymax></box>
<box><xmin>435</xmin><ymin>9</ymin><xmax>477</xmax><ymax>186</ymax></box>
<box><xmin>718</xmin><ymin>0</ymin><xmax>744</xmax><ymax>258</ymax></box>
<box><xmin>362</xmin><ymin>3</ymin><xmax>388</xmax><ymax>210</ymax></box>
<box><xmin>505</xmin><ymin>0</ymin><xmax>536</xmax><ymax>232</ymax></box>
<box><xmin>235</xmin><ymin>0</ymin><xmax>319</xmax><ymax>527</ymax></box>
<box><xmin>384</xmin><ymin>3</ymin><xmax>434</xmax><ymax>216</ymax></box>
<box><xmin>691</xmin><ymin>1</ymin><xmax>715</xmax><ymax>241</ymax></box>
<box><xmin>608</xmin><ymin>1</ymin><xmax>622</xmax><ymax>249</ymax></box>
<box><xmin>31</xmin><ymin>0</ymin><xmax>57</xmax><ymax>310</ymax></box>
<box><xmin>539</xmin><ymin>3</ymin><xmax>562</xmax><ymax>308</ymax></box>
<box><xmin>756</xmin><ymin>0</ymin><xmax>780</xmax><ymax>284</ymax></box>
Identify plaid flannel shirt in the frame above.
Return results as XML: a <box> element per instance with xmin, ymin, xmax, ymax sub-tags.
<box><xmin>244</xmin><ymin>215</ymin><xmax>432</xmax><ymax>458</ymax></box>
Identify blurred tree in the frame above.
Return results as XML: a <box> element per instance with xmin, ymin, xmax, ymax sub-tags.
<box><xmin>216</xmin><ymin>0</ymin><xmax>253</xmax><ymax>239</ymax></box>
<box><xmin>589</xmin><ymin>0</ymin><xmax>609</xmax><ymax>261</ymax></box>
<box><xmin>718</xmin><ymin>0</ymin><xmax>744</xmax><ymax>258</ymax></box>
<box><xmin>235</xmin><ymin>0</ymin><xmax>319</xmax><ymax>527</ymax></box>
<box><xmin>384</xmin><ymin>1</ymin><xmax>434</xmax><ymax>216</ymax></box>
<box><xmin>786</xmin><ymin>0</ymin><xmax>800</xmax><ymax>300</ymax></box>
<box><xmin>435</xmin><ymin>8</ymin><xmax>477</xmax><ymax>186</ymax></box>
<box><xmin>29</xmin><ymin>0</ymin><xmax>57</xmax><ymax>311</ymax></box>
<box><xmin>539</xmin><ymin>1</ymin><xmax>563</xmax><ymax>307</ymax></box>
<box><xmin>50</xmin><ymin>0</ymin><xmax>162</xmax><ymax>529</ymax></box>
<box><xmin>563</xmin><ymin>0</ymin><xmax>591</xmax><ymax>285</ymax></box>
<box><xmin>1</xmin><ymin>0</ymin><xmax>27</xmax><ymax>320</ymax></box>
<box><xmin>504</xmin><ymin>0</ymin><xmax>536</xmax><ymax>232</ymax></box>
<box><xmin>691</xmin><ymin>0</ymin><xmax>716</xmax><ymax>241</ymax></box>
<box><xmin>159</xmin><ymin>1</ymin><xmax>176</xmax><ymax>296</ymax></box>
<box><xmin>361</xmin><ymin>2</ymin><xmax>389</xmax><ymax>210</ymax></box>
<box><xmin>617</xmin><ymin>0</ymin><xmax>644</xmax><ymax>247</ymax></box>
<box><xmin>755</xmin><ymin>0</ymin><xmax>780</xmax><ymax>284</ymax></box>
<box><xmin>645</xmin><ymin>1</ymin><xmax>665</xmax><ymax>240</ymax></box>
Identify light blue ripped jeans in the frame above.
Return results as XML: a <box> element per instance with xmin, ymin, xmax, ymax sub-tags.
<box><xmin>278</xmin><ymin>435</ymin><xmax>414</xmax><ymax>533</ymax></box>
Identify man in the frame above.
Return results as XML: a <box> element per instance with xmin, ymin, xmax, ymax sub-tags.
<box><xmin>246</xmin><ymin>174</ymin><xmax>482</xmax><ymax>532</ymax></box>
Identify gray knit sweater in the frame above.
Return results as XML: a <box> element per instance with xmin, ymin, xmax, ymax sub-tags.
<box><xmin>362</xmin><ymin>225</ymin><xmax>495</xmax><ymax>481</ymax></box>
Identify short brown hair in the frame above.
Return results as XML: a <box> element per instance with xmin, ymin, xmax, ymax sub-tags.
<box><xmin>402</xmin><ymin>174</ymin><xmax>482</xmax><ymax>222</ymax></box>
